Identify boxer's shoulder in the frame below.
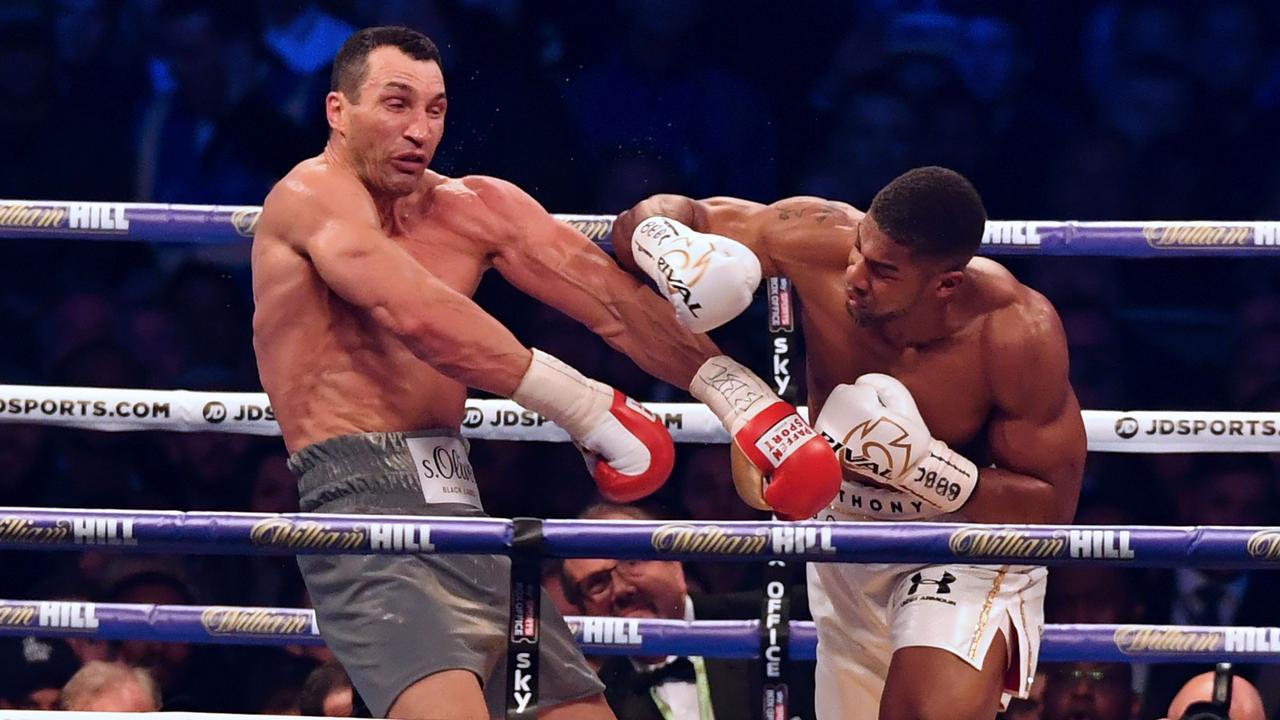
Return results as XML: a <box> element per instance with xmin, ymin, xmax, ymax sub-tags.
<box><xmin>429</xmin><ymin>174</ymin><xmax>545</xmax><ymax>247</ymax></box>
<box><xmin>976</xmin><ymin>274</ymin><xmax>1070</xmax><ymax>402</ymax></box>
<box><xmin>263</xmin><ymin>157</ymin><xmax>379</xmax><ymax>236</ymax></box>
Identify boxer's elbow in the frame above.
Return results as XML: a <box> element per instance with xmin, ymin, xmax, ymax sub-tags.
<box><xmin>969</xmin><ymin>468</ymin><xmax>1076</xmax><ymax>524</ymax></box>
<box><xmin>1021</xmin><ymin>474</ymin><xmax>1077</xmax><ymax>524</ymax></box>
<box><xmin>380</xmin><ymin>306</ymin><xmax>476</xmax><ymax>370</ymax></box>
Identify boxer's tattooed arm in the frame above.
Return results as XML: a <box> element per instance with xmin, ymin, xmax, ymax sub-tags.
<box><xmin>776</xmin><ymin>201</ymin><xmax>846</xmax><ymax>224</ymax></box>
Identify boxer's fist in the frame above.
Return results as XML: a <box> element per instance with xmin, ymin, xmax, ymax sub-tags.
<box><xmin>631</xmin><ymin>216</ymin><xmax>762</xmax><ymax>333</ymax></box>
<box><xmin>575</xmin><ymin>390</ymin><xmax>674</xmax><ymax>502</ymax></box>
<box><xmin>815</xmin><ymin>374</ymin><xmax>978</xmax><ymax>514</ymax></box>
<box><xmin>690</xmin><ymin>356</ymin><xmax>840</xmax><ymax>520</ymax></box>
<box><xmin>512</xmin><ymin>350</ymin><xmax>673</xmax><ymax>501</ymax></box>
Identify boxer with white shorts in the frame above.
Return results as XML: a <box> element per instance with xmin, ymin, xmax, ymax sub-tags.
<box><xmin>614</xmin><ymin>166</ymin><xmax>1087</xmax><ymax>720</ymax></box>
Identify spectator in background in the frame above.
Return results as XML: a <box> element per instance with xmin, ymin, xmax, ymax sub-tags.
<box><xmin>1053</xmin><ymin>297</ymin><xmax>1128</xmax><ymax>412</ymax></box>
<box><xmin>125</xmin><ymin>303</ymin><xmax>189</xmax><ymax>389</ymax></box>
<box><xmin>240</xmin><ymin>449</ymin><xmax>302</xmax><ymax>606</ymax></box>
<box><xmin>561</xmin><ymin>503</ymin><xmax>816</xmax><ymax>720</ymax></box>
<box><xmin>134</xmin><ymin>0</ymin><xmax>308</xmax><ymax>203</ymax></box>
<box><xmin>1163</xmin><ymin>669</ymin><xmax>1265</xmax><ymax>720</ymax></box>
<box><xmin>161</xmin><ymin>262</ymin><xmax>254</xmax><ymax>378</ymax></box>
<box><xmin>0</xmin><ymin>424</ymin><xmax>51</xmax><ymax>507</ymax></box>
<box><xmin>60</xmin><ymin>661</ymin><xmax>161</xmax><ymax>712</ymax></box>
<box><xmin>797</xmin><ymin>83</ymin><xmax>920</xmax><ymax>206</ymax></box>
<box><xmin>101</xmin><ymin>558</ymin><xmax>234</xmax><ymax>712</ymax></box>
<box><xmin>0</xmin><ymin>636</ymin><xmax>81</xmax><ymax>711</ymax></box>
<box><xmin>0</xmin><ymin>17</ymin><xmax>60</xmax><ymax>199</ymax></box>
<box><xmin>1040</xmin><ymin>662</ymin><xmax>1135</xmax><ymax>720</ymax></box>
<box><xmin>45</xmin><ymin>0</ymin><xmax>145</xmax><ymax>200</ymax></box>
<box><xmin>1142</xmin><ymin>455</ymin><xmax>1280</xmax><ymax>718</ymax></box>
<box><xmin>563</xmin><ymin>1</ymin><xmax>779</xmax><ymax>201</ymax></box>
<box><xmin>256</xmin><ymin>1</ymin><xmax>353</xmax><ymax>135</ymax></box>
<box><xmin>676</xmin><ymin>445</ymin><xmax>766</xmax><ymax>594</ymax></box>
<box><xmin>299</xmin><ymin>662</ymin><xmax>354</xmax><ymax>718</ymax></box>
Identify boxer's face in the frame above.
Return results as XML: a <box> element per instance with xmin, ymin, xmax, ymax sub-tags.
<box><xmin>845</xmin><ymin>216</ymin><xmax>926</xmax><ymax>325</ymax></box>
<box><xmin>331</xmin><ymin>46</ymin><xmax>446</xmax><ymax>197</ymax></box>
<box><xmin>562</xmin><ymin>558</ymin><xmax>688</xmax><ymax>620</ymax></box>
<box><xmin>845</xmin><ymin>215</ymin><xmax>962</xmax><ymax>327</ymax></box>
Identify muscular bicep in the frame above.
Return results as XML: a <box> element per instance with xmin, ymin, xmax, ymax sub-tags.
<box><xmin>988</xmin><ymin>388</ymin><xmax>1085</xmax><ymax>505</ymax></box>
<box><xmin>699</xmin><ymin>196</ymin><xmax>856</xmax><ymax>278</ymax></box>
<box><xmin>492</xmin><ymin>209</ymin><xmax>642</xmax><ymax>329</ymax></box>
<box><xmin>306</xmin><ymin>218</ymin><xmax>447</xmax><ymax>334</ymax></box>
<box><xmin>481</xmin><ymin>178</ymin><xmax>716</xmax><ymax>388</ymax></box>
<box><xmin>984</xmin><ymin>297</ymin><xmax>1087</xmax><ymax>521</ymax></box>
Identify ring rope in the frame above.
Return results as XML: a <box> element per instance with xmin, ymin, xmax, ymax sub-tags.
<box><xmin>2</xmin><ymin>599</ymin><xmax>1277</xmax><ymax>665</ymax></box>
<box><xmin>2</xmin><ymin>384</ymin><xmax>1276</xmax><ymax>452</ymax></box>
<box><xmin>3</xmin><ymin>199</ymin><xmax>1280</xmax><ymax>255</ymax></box>
<box><xmin>2</xmin><ymin>508</ymin><xmax>1278</xmax><ymax>567</ymax></box>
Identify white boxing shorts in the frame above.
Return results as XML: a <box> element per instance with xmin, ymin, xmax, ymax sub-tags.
<box><xmin>807</xmin><ymin>558</ymin><xmax>1046</xmax><ymax>720</ymax></box>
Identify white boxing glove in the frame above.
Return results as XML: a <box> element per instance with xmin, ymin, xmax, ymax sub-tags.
<box><xmin>631</xmin><ymin>216</ymin><xmax>762</xmax><ymax>333</ymax></box>
<box><xmin>815</xmin><ymin>374</ymin><xmax>979</xmax><ymax>515</ymax></box>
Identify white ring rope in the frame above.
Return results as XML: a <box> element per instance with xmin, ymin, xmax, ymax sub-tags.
<box><xmin>1</xmin><ymin>384</ymin><xmax>1277</xmax><ymax>452</ymax></box>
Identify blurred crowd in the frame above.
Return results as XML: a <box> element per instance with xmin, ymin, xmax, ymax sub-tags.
<box><xmin>2</xmin><ymin>0</ymin><xmax>1280</xmax><ymax>717</ymax></box>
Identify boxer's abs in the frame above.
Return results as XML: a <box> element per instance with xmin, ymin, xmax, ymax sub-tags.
<box><xmin>255</xmin><ymin>233</ymin><xmax>482</xmax><ymax>453</ymax></box>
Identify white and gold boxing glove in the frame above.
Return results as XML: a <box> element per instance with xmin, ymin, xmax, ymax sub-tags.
<box><xmin>631</xmin><ymin>216</ymin><xmax>762</xmax><ymax>333</ymax></box>
<box><xmin>815</xmin><ymin>373</ymin><xmax>978</xmax><ymax>514</ymax></box>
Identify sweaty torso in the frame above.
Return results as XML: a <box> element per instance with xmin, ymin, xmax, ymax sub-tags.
<box><xmin>253</xmin><ymin>162</ymin><xmax>491</xmax><ymax>452</ymax></box>
<box><xmin>782</xmin><ymin>216</ymin><xmax>1020</xmax><ymax>469</ymax></box>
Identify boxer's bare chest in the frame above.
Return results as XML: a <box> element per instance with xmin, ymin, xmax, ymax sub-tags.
<box><xmin>390</xmin><ymin>195</ymin><xmax>490</xmax><ymax>297</ymax></box>
<box><xmin>800</xmin><ymin>279</ymin><xmax>994</xmax><ymax>451</ymax></box>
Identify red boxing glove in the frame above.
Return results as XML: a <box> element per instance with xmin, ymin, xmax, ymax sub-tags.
<box><xmin>511</xmin><ymin>350</ymin><xmax>675</xmax><ymax>502</ymax></box>
<box><xmin>691</xmin><ymin>356</ymin><xmax>841</xmax><ymax>520</ymax></box>
<box><xmin>576</xmin><ymin>390</ymin><xmax>675</xmax><ymax>502</ymax></box>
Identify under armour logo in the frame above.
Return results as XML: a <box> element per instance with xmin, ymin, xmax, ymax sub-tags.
<box><xmin>908</xmin><ymin>571</ymin><xmax>956</xmax><ymax>595</ymax></box>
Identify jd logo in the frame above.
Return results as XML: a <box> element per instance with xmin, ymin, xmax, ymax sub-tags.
<box><xmin>203</xmin><ymin>401</ymin><xmax>228</xmax><ymax>423</ymax></box>
<box><xmin>1114</xmin><ymin>417</ymin><xmax>1139</xmax><ymax>439</ymax></box>
<box><xmin>908</xmin><ymin>571</ymin><xmax>956</xmax><ymax>596</ymax></box>
<box><xmin>462</xmin><ymin>405</ymin><xmax>484</xmax><ymax>429</ymax></box>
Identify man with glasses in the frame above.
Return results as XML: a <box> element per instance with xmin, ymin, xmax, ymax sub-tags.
<box><xmin>1040</xmin><ymin>662</ymin><xmax>1135</xmax><ymax>720</ymax></box>
<box><xmin>560</xmin><ymin>503</ymin><xmax>816</xmax><ymax>720</ymax></box>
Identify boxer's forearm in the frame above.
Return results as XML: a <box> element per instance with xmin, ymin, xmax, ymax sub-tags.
<box><xmin>393</xmin><ymin>287</ymin><xmax>533</xmax><ymax>397</ymax></box>
<box><xmin>612</xmin><ymin>194</ymin><xmax>699</xmax><ymax>272</ymax></box>
<box><xmin>961</xmin><ymin>467</ymin><xmax>1077</xmax><ymax>524</ymax></box>
<box><xmin>595</xmin><ymin>278</ymin><xmax>720</xmax><ymax>389</ymax></box>
<box><xmin>491</xmin><ymin>212</ymin><xmax>717</xmax><ymax>390</ymax></box>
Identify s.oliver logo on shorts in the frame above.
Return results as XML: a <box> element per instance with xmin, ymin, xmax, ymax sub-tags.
<box><xmin>406</xmin><ymin>436</ymin><xmax>482</xmax><ymax>509</ymax></box>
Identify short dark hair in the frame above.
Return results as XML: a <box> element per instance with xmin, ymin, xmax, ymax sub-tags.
<box><xmin>867</xmin><ymin>166</ymin><xmax>987</xmax><ymax>265</ymax></box>
<box><xmin>331</xmin><ymin>26</ymin><xmax>441</xmax><ymax>102</ymax></box>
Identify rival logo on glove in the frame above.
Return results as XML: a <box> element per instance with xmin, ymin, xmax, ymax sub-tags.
<box><xmin>820</xmin><ymin>416</ymin><xmax>914</xmax><ymax>481</ymax></box>
<box><xmin>655</xmin><ymin>254</ymin><xmax>705</xmax><ymax>318</ymax></box>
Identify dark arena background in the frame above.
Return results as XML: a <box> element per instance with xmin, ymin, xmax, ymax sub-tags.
<box><xmin>2</xmin><ymin>2</ymin><xmax>1280</xmax><ymax>719</ymax></box>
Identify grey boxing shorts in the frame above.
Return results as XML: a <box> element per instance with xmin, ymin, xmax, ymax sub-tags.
<box><xmin>288</xmin><ymin>431</ymin><xmax>604</xmax><ymax>717</ymax></box>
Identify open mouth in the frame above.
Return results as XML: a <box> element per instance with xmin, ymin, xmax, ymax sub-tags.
<box><xmin>391</xmin><ymin>154</ymin><xmax>426</xmax><ymax>173</ymax></box>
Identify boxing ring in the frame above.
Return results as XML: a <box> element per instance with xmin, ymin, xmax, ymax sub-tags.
<box><xmin>3</xmin><ymin>201</ymin><xmax>1280</xmax><ymax>719</ymax></box>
